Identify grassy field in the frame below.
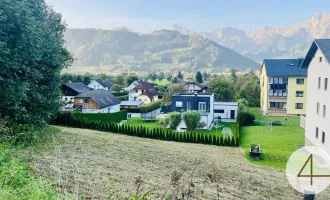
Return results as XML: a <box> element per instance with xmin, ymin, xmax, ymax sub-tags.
<box><xmin>15</xmin><ymin>126</ymin><xmax>324</xmax><ymax>199</ymax></box>
<box><xmin>240</xmin><ymin>108</ymin><xmax>304</xmax><ymax>168</ymax></box>
<box><xmin>147</xmin><ymin>79</ymin><xmax>170</xmax><ymax>86</ymax></box>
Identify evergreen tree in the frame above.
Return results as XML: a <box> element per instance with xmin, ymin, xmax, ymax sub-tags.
<box><xmin>195</xmin><ymin>71</ymin><xmax>203</xmax><ymax>83</ymax></box>
<box><xmin>177</xmin><ymin>71</ymin><xmax>183</xmax><ymax>79</ymax></box>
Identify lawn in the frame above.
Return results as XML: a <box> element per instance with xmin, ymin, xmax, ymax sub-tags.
<box><xmin>147</xmin><ymin>78</ymin><xmax>170</xmax><ymax>86</ymax></box>
<box><xmin>15</xmin><ymin>126</ymin><xmax>321</xmax><ymax>199</ymax></box>
<box><xmin>240</xmin><ymin>107</ymin><xmax>305</xmax><ymax>168</ymax></box>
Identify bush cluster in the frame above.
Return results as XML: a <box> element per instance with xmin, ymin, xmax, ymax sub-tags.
<box><xmin>237</xmin><ymin>112</ymin><xmax>255</xmax><ymax>126</ymax></box>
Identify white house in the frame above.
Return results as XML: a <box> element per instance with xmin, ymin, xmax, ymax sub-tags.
<box><xmin>88</xmin><ymin>79</ymin><xmax>113</xmax><ymax>91</ymax></box>
<box><xmin>74</xmin><ymin>89</ymin><xmax>121</xmax><ymax>113</ymax></box>
<box><xmin>122</xmin><ymin>80</ymin><xmax>140</xmax><ymax>92</ymax></box>
<box><xmin>214</xmin><ymin>102</ymin><xmax>238</xmax><ymax>122</ymax></box>
<box><xmin>128</xmin><ymin>82</ymin><xmax>158</xmax><ymax>104</ymax></box>
<box><xmin>301</xmin><ymin>39</ymin><xmax>330</xmax><ymax>155</ymax></box>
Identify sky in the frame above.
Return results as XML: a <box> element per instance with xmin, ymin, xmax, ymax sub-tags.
<box><xmin>46</xmin><ymin>0</ymin><xmax>330</xmax><ymax>33</ymax></box>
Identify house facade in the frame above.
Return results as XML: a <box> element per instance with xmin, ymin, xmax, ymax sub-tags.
<box><xmin>88</xmin><ymin>79</ymin><xmax>113</xmax><ymax>91</ymax></box>
<box><xmin>61</xmin><ymin>82</ymin><xmax>91</xmax><ymax>103</ymax></box>
<box><xmin>183</xmin><ymin>80</ymin><xmax>208</xmax><ymax>93</ymax></box>
<box><xmin>128</xmin><ymin>82</ymin><xmax>158</xmax><ymax>104</ymax></box>
<box><xmin>74</xmin><ymin>89</ymin><xmax>121</xmax><ymax>113</ymax></box>
<box><xmin>171</xmin><ymin>93</ymin><xmax>214</xmax><ymax>130</ymax></box>
<box><xmin>260</xmin><ymin>59</ymin><xmax>307</xmax><ymax>116</ymax></box>
<box><xmin>214</xmin><ymin>102</ymin><xmax>238</xmax><ymax>122</ymax></box>
<box><xmin>122</xmin><ymin>80</ymin><xmax>140</xmax><ymax>92</ymax></box>
<box><xmin>301</xmin><ymin>39</ymin><xmax>330</xmax><ymax>155</ymax></box>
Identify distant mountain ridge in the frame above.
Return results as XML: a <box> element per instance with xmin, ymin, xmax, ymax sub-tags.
<box><xmin>171</xmin><ymin>12</ymin><xmax>330</xmax><ymax>62</ymax></box>
<box><xmin>64</xmin><ymin>28</ymin><xmax>259</xmax><ymax>73</ymax></box>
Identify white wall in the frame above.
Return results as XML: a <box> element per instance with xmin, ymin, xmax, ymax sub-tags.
<box><xmin>62</xmin><ymin>96</ymin><xmax>75</xmax><ymax>103</ymax></box>
<box><xmin>214</xmin><ymin>102</ymin><xmax>238</xmax><ymax>122</ymax></box>
<box><xmin>305</xmin><ymin>49</ymin><xmax>330</xmax><ymax>155</ymax></box>
<box><xmin>82</xmin><ymin>104</ymin><xmax>120</xmax><ymax>113</ymax></box>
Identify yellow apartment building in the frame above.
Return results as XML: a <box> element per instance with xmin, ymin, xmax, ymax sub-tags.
<box><xmin>260</xmin><ymin>59</ymin><xmax>307</xmax><ymax>116</ymax></box>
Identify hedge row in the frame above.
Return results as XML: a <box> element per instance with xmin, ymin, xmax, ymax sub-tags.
<box><xmin>117</xmin><ymin>95</ymin><xmax>128</xmax><ymax>101</ymax></box>
<box><xmin>54</xmin><ymin>118</ymin><xmax>239</xmax><ymax>147</ymax></box>
<box><xmin>140</xmin><ymin>100</ymin><xmax>162</xmax><ymax>113</ymax></box>
<box><xmin>52</xmin><ymin>110</ymin><xmax>127</xmax><ymax>125</ymax></box>
<box><xmin>112</xmin><ymin>92</ymin><xmax>129</xmax><ymax>97</ymax></box>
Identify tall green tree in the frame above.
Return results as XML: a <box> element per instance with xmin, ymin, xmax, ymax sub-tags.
<box><xmin>177</xmin><ymin>71</ymin><xmax>183</xmax><ymax>79</ymax></box>
<box><xmin>229</xmin><ymin>69</ymin><xmax>237</xmax><ymax>82</ymax></box>
<box><xmin>0</xmin><ymin>0</ymin><xmax>73</xmax><ymax>126</ymax></box>
<box><xmin>208</xmin><ymin>78</ymin><xmax>234</xmax><ymax>101</ymax></box>
<box><xmin>112</xmin><ymin>75</ymin><xmax>124</xmax><ymax>85</ymax></box>
<box><xmin>158</xmin><ymin>72</ymin><xmax>165</xmax><ymax>80</ymax></box>
<box><xmin>83</xmin><ymin>76</ymin><xmax>91</xmax><ymax>85</ymax></box>
<box><xmin>195</xmin><ymin>71</ymin><xmax>203</xmax><ymax>83</ymax></box>
<box><xmin>125</xmin><ymin>75</ymin><xmax>138</xmax><ymax>87</ymax></box>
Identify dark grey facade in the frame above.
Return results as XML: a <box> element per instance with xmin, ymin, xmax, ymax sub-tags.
<box><xmin>171</xmin><ymin>94</ymin><xmax>212</xmax><ymax>113</ymax></box>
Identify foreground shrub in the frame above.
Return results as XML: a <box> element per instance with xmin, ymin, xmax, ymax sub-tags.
<box><xmin>169</xmin><ymin>112</ymin><xmax>181</xmax><ymax>130</ymax></box>
<box><xmin>237</xmin><ymin>112</ymin><xmax>255</xmax><ymax>126</ymax></box>
<box><xmin>183</xmin><ymin>111</ymin><xmax>201</xmax><ymax>131</ymax></box>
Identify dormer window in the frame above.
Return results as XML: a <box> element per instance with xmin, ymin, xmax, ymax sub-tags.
<box><xmin>320</xmin><ymin>57</ymin><xmax>323</xmax><ymax>63</ymax></box>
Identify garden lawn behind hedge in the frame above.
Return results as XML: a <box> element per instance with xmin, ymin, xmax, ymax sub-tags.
<box><xmin>240</xmin><ymin>107</ymin><xmax>304</xmax><ymax>169</ymax></box>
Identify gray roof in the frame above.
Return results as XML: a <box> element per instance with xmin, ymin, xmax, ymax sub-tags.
<box><xmin>65</xmin><ymin>82</ymin><xmax>91</xmax><ymax>93</ymax></box>
<box><xmin>262</xmin><ymin>59</ymin><xmax>307</xmax><ymax>77</ymax></box>
<box><xmin>120</xmin><ymin>101</ymin><xmax>143</xmax><ymax>106</ymax></box>
<box><xmin>185</xmin><ymin>80</ymin><xmax>208</xmax><ymax>89</ymax></box>
<box><xmin>301</xmin><ymin>39</ymin><xmax>330</xmax><ymax>68</ymax></box>
<box><xmin>95</xmin><ymin>79</ymin><xmax>113</xmax><ymax>88</ymax></box>
<box><xmin>76</xmin><ymin>89</ymin><xmax>120</xmax><ymax>108</ymax></box>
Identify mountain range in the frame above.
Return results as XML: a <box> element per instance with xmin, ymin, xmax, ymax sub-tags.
<box><xmin>171</xmin><ymin>12</ymin><xmax>330</xmax><ymax>62</ymax></box>
<box><xmin>64</xmin><ymin>28</ymin><xmax>259</xmax><ymax>73</ymax></box>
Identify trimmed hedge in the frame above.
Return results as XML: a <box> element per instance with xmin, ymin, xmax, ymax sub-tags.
<box><xmin>237</xmin><ymin>112</ymin><xmax>255</xmax><ymax>126</ymax></box>
<box><xmin>140</xmin><ymin>100</ymin><xmax>162</xmax><ymax>113</ymax></box>
<box><xmin>53</xmin><ymin>112</ymin><xmax>240</xmax><ymax>147</ymax></box>
<box><xmin>52</xmin><ymin>110</ymin><xmax>127</xmax><ymax>125</ymax></box>
<box><xmin>117</xmin><ymin>95</ymin><xmax>128</xmax><ymax>101</ymax></box>
<box><xmin>112</xmin><ymin>92</ymin><xmax>129</xmax><ymax>97</ymax></box>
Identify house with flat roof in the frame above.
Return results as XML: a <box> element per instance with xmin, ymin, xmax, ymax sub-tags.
<box><xmin>301</xmin><ymin>39</ymin><xmax>330</xmax><ymax>155</ymax></box>
<box><xmin>74</xmin><ymin>89</ymin><xmax>121</xmax><ymax>113</ymax></box>
<box><xmin>260</xmin><ymin>59</ymin><xmax>307</xmax><ymax>116</ymax></box>
<box><xmin>171</xmin><ymin>93</ymin><xmax>214</xmax><ymax>130</ymax></box>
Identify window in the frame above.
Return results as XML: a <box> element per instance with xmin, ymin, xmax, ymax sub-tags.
<box><xmin>325</xmin><ymin>78</ymin><xmax>328</xmax><ymax>91</ymax></box>
<box><xmin>176</xmin><ymin>101</ymin><xmax>183</xmax><ymax>107</ymax></box>
<box><xmin>270</xmin><ymin>102</ymin><xmax>285</xmax><ymax>109</ymax></box>
<box><xmin>296</xmin><ymin>79</ymin><xmax>304</xmax><ymax>84</ymax></box>
<box><xmin>316</xmin><ymin>127</ymin><xmax>319</xmax><ymax>138</ymax></box>
<box><xmin>84</xmin><ymin>99</ymin><xmax>88</xmax><ymax>104</ymax></box>
<box><xmin>323</xmin><ymin>105</ymin><xmax>326</xmax><ymax>118</ymax></box>
<box><xmin>79</xmin><ymin>99</ymin><xmax>83</xmax><ymax>104</ymax></box>
<box><xmin>214</xmin><ymin>109</ymin><xmax>225</xmax><ymax>113</ymax></box>
<box><xmin>317</xmin><ymin>102</ymin><xmax>320</xmax><ymax>114</ymax></box>
<box><xmin>322</xmin><ymin>132</ymin><xmax>325</xmax><ymax>144</ymax></box>
<box><xmin>269</xmin><ymin>78</ymin><xmax>273</xmax><ymax>84</ymax></box>
<box><xmin>187</xmin><ymin>101</ymin><xmax>191</xmax><ymax>110</ymax></box>
<box><xmin>273</xmin><ymin>78</ymin><xmax>278</xmax><ymax>84</ymax></box>
<box><xmin>198</xmin><ymin>102</ymin><xmax>207</xmax><ymax>112</ymax></box>
<box><xmin>296</xmin><ymin>91</ymin><xmax>304</xmax><ymax>97</ymax></box>
<box><xmin>318</xmin><ymin>77</ymin><xmax>321</xmax><ymax>89</ymax></box>
<box><xmin>320</xmin><ymin>57</ymin><xmax>323</xmax><ymax>63</ymax></box>
<box><xmin>65</xmin><ymin>97</ymin><xmax>68</xmax><ymax>101</ymax></box>
<box><xmin>295</xmin><ymin>103</ymin><xmax>303</xmax><ymax>109</ymax></box>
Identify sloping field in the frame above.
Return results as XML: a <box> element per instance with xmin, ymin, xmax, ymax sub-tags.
<box><xmin>16</xmin><ymin>127</ymin><xmax>330</xmax><ymax>199</ymax></box>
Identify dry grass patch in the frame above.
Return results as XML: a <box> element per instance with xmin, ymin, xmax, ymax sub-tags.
<box><xmin>15</xmin><ymin>127</ymin><xmax>330</xmax><ymax>199</ymax></box>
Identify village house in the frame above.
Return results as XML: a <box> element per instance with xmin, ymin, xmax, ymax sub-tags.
<box><xmin>128</xmin><ymin>82</ymin><xmax>158</xmax><ymax>104</ymax></box>
<box><xmin>122</xmin><ymin>80</ymin><xmax>140</xmax><ymax>92</ymax></box>
<box><xmin>260</xmin><ymin>59</ymin><xmax>307</xmax><ymax>116</ymax></box>
<box><xmin>74</xmin><ymin>89</ymin><xmax>121</xmax><ymax>113</ymax></box>
<box><xmin>88</xmin><ymin>79</ymin><xmax>113</xmax><ymax>91</ymax></box>
<box><xmin>183</xmin><ymin>80</ymin><xmax>208</xmax><ymax>93</ymax></box>
<box><xmin>301</xmin><ymin>39</ymin><xmax>330</xmax><ymax>155</ymax></box>
<box><xmin>61</xmin><ymin>82</ymin><xmax>91</xmax><ymax>103</ymax></box>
